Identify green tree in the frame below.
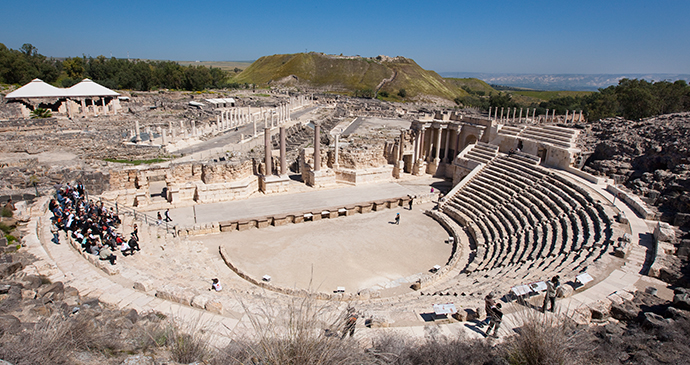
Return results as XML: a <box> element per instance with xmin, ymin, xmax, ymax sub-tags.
<box><xmin>62</xmin><ymin>57</ymin><xmax>84</xmax><ymax>79</ymax></box>
<box><xmin>398</xmin><ymin>88</ymin><xmax>407</xmax><ymax>98</ymax></box>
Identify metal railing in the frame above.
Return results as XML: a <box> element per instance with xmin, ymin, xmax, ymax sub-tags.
<box><xmin>99</xmin><ymin>197</ymin><xmax>176</xmax><ymax>237</ymax></box>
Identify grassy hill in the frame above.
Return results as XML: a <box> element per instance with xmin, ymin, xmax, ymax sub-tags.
<box><xmin>232</xmin><ymin>53</ymin><xmax>471</xmax><ymax>101</ymax></box>
<box><xmin>445</xmin><ymin>78</ymin><xmax>496</xmax><ymax>95</ymax></box>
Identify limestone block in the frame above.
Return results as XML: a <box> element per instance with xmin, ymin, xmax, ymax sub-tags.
<box><xmin>557</xmin><ymin>284</ymin><xmax>574</xmax><ymax>298</ymax></box>
<box><xmin>589</xmin><ymin>300</ymin><xmax>612</xmax><ymax>320</ymax></box>
<box><xmin>273</xmin><ymin>216</ymin><xmax>287</xmax><ymax>226</ymax></box>
<box><xmin>101</xmin><ymin>264</ymin><xmax>120</xmax><ymax>276</ymax></box>
<box><xmin>572</xmin><ymin>306</ymin><xmax>592</xmax><ymax>325</ymax></box>
<box><xmin>257</xmin><ymin>219</ymin><xmax>270</xmax><ymax>229</ymax></box>
<box><xmin>328</xmin><ymin>211</ymin><xmax>338</xmax><ymax>219</ymax></box>
<box><xmin>359</xmin><ymin>203</ymin><xmax>373</xmax><ymax>213</ymax></box>
<box><xmin>219</xmin><ymin>222</ymin><xmax>237</xmax><ymax>232</ymax></box>
<box><xmin>133</xmin><ymin>279</ymin><xmax>154</xmax><ymax>292</ymax></box>
<box><xmin>191</xmin><ymin>295</ymin><xmax>209</xmax><ymax>309</ymax></box>
<box><xmin>452</xmin><ymin>310</ymin><xmax>468</xmax><ymax>322</ymax></box>
<box><xmin>156</xmin><ymin>286</ymin><xmax>195</xmax><ymax>306</ymax></box>
<box><xmin>205</xmin><ymin>299</ymin><xmax>223</xmax><ymax>314</ymax></box>
<box><xmin>294</xmin><ymin>215</ymin><xmax>304</xmax><ymax>223</ymax></box>
<box><xmin>654</xmin><ymin>222</ymin><xmax>676</xmax><ymax>243</ymax></box>
<box><xmin>237</xmin><ymin>221</ymin><xmax>250</xmax><ymax>231</ymax></box>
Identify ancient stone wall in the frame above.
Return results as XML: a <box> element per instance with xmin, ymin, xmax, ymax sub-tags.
<box><xmin>200</xmin><ymin>160</ymin><xmax>253</xmax><ymax>184</ymax></box>
<box><xmin>334</xmin><ymin>145</ymin><xmax>387</xmax><ymax>169</ymax></box>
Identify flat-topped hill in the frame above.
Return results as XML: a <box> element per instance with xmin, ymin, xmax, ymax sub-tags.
<box><xmin>232</xmin><ymin>52</ymin><xmax>472</xmax><ymax>101</ymax></box>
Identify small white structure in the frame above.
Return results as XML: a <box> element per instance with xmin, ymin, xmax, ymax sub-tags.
<box><xmin>5</xmin><ymin>78</ymin><xmax>121</xmax><ymax>118</ymax></box>
<box><xmin>205</xmin><ymin>98</ymin><xmax>235</xmax><ymax>108</ymax></box>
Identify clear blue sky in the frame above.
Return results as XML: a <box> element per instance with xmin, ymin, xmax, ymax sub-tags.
<box><xmin>3</xmin><ymin>0</ymin><xmax>689</xmax><ymax>74</ymax></box>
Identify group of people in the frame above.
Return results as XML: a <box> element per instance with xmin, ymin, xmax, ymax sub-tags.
<box><xmin>479</xmin><ymin>275</ymin><xmax>561</xmax><ymax>338</ymax></box>
<box><xmin>49</xmin><ymin>183</ymin><xmax>140</xmax><ymax>266</ymax></box>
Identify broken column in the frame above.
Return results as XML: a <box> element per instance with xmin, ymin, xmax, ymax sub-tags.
<box><xmin>333</xmin><ymin>134</ymin><xmax>340</xmax><ymax>170</ymax></box>
<box><xmin>134</xmin><ymin>121</ymin><xmax>141</xmax><ymax>142</ymax></box>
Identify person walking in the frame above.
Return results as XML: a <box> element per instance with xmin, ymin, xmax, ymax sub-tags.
<box><xmin>479</xmin><ymin>292</ymin><xmax>496</xmax><ymax>328</ymax></box>
<box><xmin>394</xmin><ymin>213</ymin><xmax>400</xmax><ymax>225</ymax></box>
<box><xmin>542</xmin><ymin>275</ymin><xmax>561</xmax><ymax>312</ymax></box>
<box><xmin>486</xmin><ymin>303</ymin><xmax>503</xmax><ymax>338</ymax></box>
<box><xmin>164</xmin><ymin>208</ymin><xmax>172</xmax><ymax>222</ymax></box>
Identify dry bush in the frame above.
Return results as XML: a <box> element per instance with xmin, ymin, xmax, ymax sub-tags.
<box><xmin>503</xmin><ymin>309</ymin><xmax>590</xmax><ymax>365</ymax></box>
<box><xmin>0</xmin><ymin>312</ymin><xmax>121</xmax><ymax>365</ymax></box>
<box><xmin>139</xmin><ymin>314</ymin><xmax>213</xmax><ymax>364</ymax></box>
<box><xmin>370</xmin><ymin>332</ymin><xmax>497</xmax><ymax>365</ymax></box>
<box><xmin>216</xmin><ymin>296</ymin><xmax>372</xmax><ymax>364</ymax></box>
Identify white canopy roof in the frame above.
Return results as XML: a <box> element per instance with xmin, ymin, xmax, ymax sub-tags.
<box><xmin>5</xmin><ymin>78</ymin><xmax>120</xmax><ymax>99</ymax></box>
<box><xmin>205</xmin><ymin>97</ymin><xmax>235</xmax><ymax>105</ymax></box>
<box><xmin>5</xmin><ymin>79</ymin><xmax>64</xmax><ymax>99</ymax></box>
<box><xmin>65</xmin><ymin>79</ymin><xmax>120</xmax><ymax>97</ymax></box>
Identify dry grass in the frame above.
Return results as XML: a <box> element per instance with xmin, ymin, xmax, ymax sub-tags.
<box><xmin>503</xmin><ymin>308</ymin><xmax>590</xmax><ymax>365</ymax></box>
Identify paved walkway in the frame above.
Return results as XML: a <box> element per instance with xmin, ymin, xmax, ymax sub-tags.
<box><xmin>21</xmin><ymin>169</ymin><xmax>667</xmax><ymax>343</ymax></box>
<box><xmin>167</xmin><ymin>179</ymin><xmax>442</xmax><ymax>227</ymax></box>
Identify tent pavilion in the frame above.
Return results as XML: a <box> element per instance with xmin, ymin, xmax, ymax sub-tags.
<box><xmin>4</xmin><ymin>78</ymin><xmax>121</xmax><ymax>118</ymax></box>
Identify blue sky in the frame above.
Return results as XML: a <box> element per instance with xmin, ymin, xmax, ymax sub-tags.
<box><xmin>3</xmin><ymin>0</ymin><xmax>689</xmax><ymax>74</ymax></box>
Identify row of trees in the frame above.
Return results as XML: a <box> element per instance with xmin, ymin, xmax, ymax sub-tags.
<box><xmin>457</xmin><ymin>78</ymin><xmax>690</xmax><ymax>121</ymax></box>
<box><xmin>1</xmin><ymin>43</ymin><xmax>244</xmax><ymax>91</ymax></box>
<box><xmin>0</xmin><ymin>43</ymin><xmax>61</xmax><ymax>84</ymax></box>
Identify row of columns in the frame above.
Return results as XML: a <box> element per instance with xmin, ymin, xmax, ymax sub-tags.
<box><xmin>488</xmin><ymin>106</ymin><xmax>584</xmax><ymax>123</ymax></box>
<box><xmin>263</xmin><ymin>126</ymin><xmax>289</xmax><ymax>176</ymax></box>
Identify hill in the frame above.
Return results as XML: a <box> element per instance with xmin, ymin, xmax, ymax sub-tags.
<box><xmin>232</xmin><ymin>53</ymin><xmax>470</xmax><ymax>101</ymax></box>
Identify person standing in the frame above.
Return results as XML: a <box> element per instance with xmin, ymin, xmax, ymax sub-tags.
<box><xmin>131</xmin><ymin>224</ymin><xmax>139</xmax><ymax>242</ymax></box>
<box><xmin>342</xmin><ymin>307</ymin><xmax>358</xmax><ymax>339</ymax></box>
<box><xmin>394</xmin><ymin>213</ymin><xmax>400</xmax><ymax>225</ymax></box>
<box><xmin>211</xmin><ymin>278</ymin><xmax>222</xmax><ymax>291</ymax></box>
<box><xmin>164</xmin><ymin>209</ymin><xmax>172</xmax><ymax>222</ymax></box>
<box><xmin>408</xmin><ymin>195</ymin><xmax>415</xmax><ymax>210</ymax></box>
<box><xmin>479</xmin><ymin>292</ymin><xmax>496</xmax><ymax>327</ymax></box>
<box><xmin>542</xmin><ymin>275</ymin><xmax>561</xmax><ymax>312</ymax></box>
<box><xmin>486</xmin><ymin>303</ymin><xmax>503</xmax><ymax>338</ymax></box>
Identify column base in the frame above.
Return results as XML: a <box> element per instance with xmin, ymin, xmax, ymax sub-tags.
<box><xmin>259</xmin><ymin>175</ymin><xmax>290</xmax><ymax>194</ymax></box>
<box><xmin>306</xmin><ymin>169</ymin><xmax>336</xmax><ymax>188</ymax></box>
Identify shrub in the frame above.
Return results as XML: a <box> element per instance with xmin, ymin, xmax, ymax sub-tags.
<box><xmin>1</xmin><ymin>206</ymin><xmax>12</xmax><ymax>217</ymax></box>
<box><xmin>30</xmin><ymin>108</ymin><xmax>52</xmax><ymax>119</ymax></box>
<box><xmin>398</xmin><ymin>88</ymin><xmax>407</xmax><ymax>98</ymax></box>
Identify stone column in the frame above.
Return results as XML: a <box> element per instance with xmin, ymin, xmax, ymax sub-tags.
<box><xmin>191</xmin><ymin>120</ymin><xmax>196</xmax><ymax>137</ymax></box>
<box><xmin>579</xmin><ymin>110</ymin><xmax>583</xmax><ymax>122</ymax></box>
<box><xmin>271</xmin><ymin>111</ymin><xmax>275</xmax><ymax>128</ymax></box>
<box><xmin>455</xmin><ymin>128</ymin><xmax>462</xmax><ymax>155</ymax></box>
<box><xmin>280</xmin><ymin>126</ymin><xmax>287</xmax><ymax>176</ymax></box>
<box><xmin>161</xmin><ymin>128</ymin><xmax>167</xmax><ymax>145</ymax></box>
<box><xmin>512</xmin><ymin>108</ymin><xmax>516</xmax><ymax>123</ymax></box>
<box><xmin>253</xmin><ymin>114</ymin><xmax>257</xmax><ymax>137</ymax></box>
<box><xmin>545</xmin><ymin>109</ymin><xmax>549</xmax><ymax>122</ymax></box>
<box><xmin>313</xmin><ymin>123</ymin><xmax>321</xmax><ymax>171</ymax></box>
<box><xmin>519</xmin><ymin>108</ymin><xmax>523</xmax><ymax>123</ymax></box>
<box><xmin>565</xmin><ymin>110</ymin><xmax>569</xmax><ymax>123</ymax></box>
<box><xmin>81</xmin><ymin>99</ymin><xmax>87</xmax><ymax>117</ymax></box>
<box><xmin>500</xmin><ymin>107</ymin><xmax>504</xmax><ymax>122</ymax></box>
<box><xmin>434</xmin><ymin>126</ymin><xmax>442</xmax><ymax>163</ymax></box>
<box><xmin>101</xmin><ymin>97</ymin><xmax>106</xmax><ymax>115</ymax></box>
<box><xmin>419</xmin><ymin>128</ymin><xmax>426</xmax><ymax>161</ymax></box>
<box><xmin>333</xmin><ymin>134</ymin><xmax>340</xmax><ymax>170</ymax></box>
<box><xmin>532</xmin><ymin>108</ymin><xmax>536</xmax><ymax>122</ymax></box>
<box><xmin>443</xmin><ymin>127</ymin><xmax>451</xmax><ymax>162</ymax></box>
<box><xmin>134</xmin><ymin>121</ymin><xmax>141</xmax><ymax>142</ymax></box>
<box><xmin>412</xmin><ymin>129</ymin><xmax>419</xmax><ymax>162</ymax></box>
<box><xmin>488</xmin><ymin>106</ymin><xmax>492</xmax><ymax>119</ymax></box>
<box><xmin>264</xmin><ymin>127</ymin><xmax>272</xmax><ymax>175</ymax></box>
<box><xmin>494</xmin><ymin>107</ymin><xmax>498</xmax><ymax>120</ymax></box>
<box><xmin>552</xmin><ymin>109</ymin><xmax>556</xmax><ymax>122</ymax></box>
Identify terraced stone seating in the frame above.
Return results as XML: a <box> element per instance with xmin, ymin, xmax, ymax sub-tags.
<box><xmin>440</xmin><ymin>151</ymin><xmax>613</xmax><ymax>293</ymax></box>
<box><xmin>497</xmin><ymin>124</ymin><xmax>579</xmax><ymax>149</ymax></box>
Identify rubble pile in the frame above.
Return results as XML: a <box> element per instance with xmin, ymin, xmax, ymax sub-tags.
<box><xmin>580</xmin><ymin>113</ymin><xmax>690</xmax><ymax>223</ymax></box>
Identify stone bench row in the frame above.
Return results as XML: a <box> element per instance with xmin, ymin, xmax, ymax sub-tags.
<box><xmin>175</xmin><ymin>196</ymin><xmax>413</xmax><ymax>236</ymax></box>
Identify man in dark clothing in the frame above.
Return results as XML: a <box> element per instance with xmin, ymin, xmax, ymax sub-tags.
<box><xmin>342</xmin><ymin>308</ymin><xmax>358</xmax><ymax>339</ymax></box>
<box><xmin>486</xmin><ymin>303</ymin><xmax>503</xmax><ymax>338</ymax></box>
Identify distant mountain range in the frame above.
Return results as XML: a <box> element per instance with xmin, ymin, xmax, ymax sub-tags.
<box><xmin>438</xmin><ymin>72</ymin><xmax>690</xmax><ymax>91</ymax></box>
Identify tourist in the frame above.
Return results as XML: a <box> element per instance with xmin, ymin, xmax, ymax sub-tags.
<box><xmin>542</xmin><ymin>275</ymin><xmax>561</xmax><ymax>312</ymax></box>
<box><xmin>121</xmin><ymin>238</ymin><xmax>135</xmax><ymax>256</ymax></box>
<box><xmin>508</xmin><ymin>148</ymin><xmax>515</xmax><ymax>157</ymax></box>
<box><xmin>128</xmin><ymin>235</ymin><xmax>141</xmax><ymax>252</ymax></box>
<box><xmin>50</xmin><ymin>218</ymin><xmax>60</xmax><ymax>244</ymax></box>
<box><xmin>211</xmin><ymin>278</ymin><xmax>222</xmax><ymax>291</ymax></box>
<box><xmin>394</xmin><ymin>213</ymin><xmax>400</xmax><ymax>225</ymax></box>
<box><xmin>164</xmin><ymin>209</ymin><xmax>172</xmax><ymax>222</ymax></box>
<box><xmin>131</xmin><ymin>224</ymin><xmax>139</xmax><ymax>242</ymax></box>
<box><xmin>99</xmin><ymin>244</ymin><xmax>117</xmax><ymax>265</ymax></box>
<box><xmin>408</xmin><ymin>195</ymin><xmax>415</xmax><ymax>210</ymax></box>
<box><xmin>341</xmin><ymin>307</ymin><xmax>358</xmax><ymax>339</ymax></box>
<box><xmin>157</xmin><ymin>212</ymin><xmax>163</xmax><ymax>225</ymax></box>
<box><xmin>486</xmin><ymin>303</ymin><xmax>503</xmax><ymax>338</ymax></box>
<box><xmin>479</xmin><ymin>292</ymin><xmax>496</xmax><ymax>327</ymax></box>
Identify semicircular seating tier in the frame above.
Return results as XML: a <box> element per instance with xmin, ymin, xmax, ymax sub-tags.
<box><xmin>438</xmin><ymin>143</ymin><xmax>613</xmax><ymax>295</ymax></box>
